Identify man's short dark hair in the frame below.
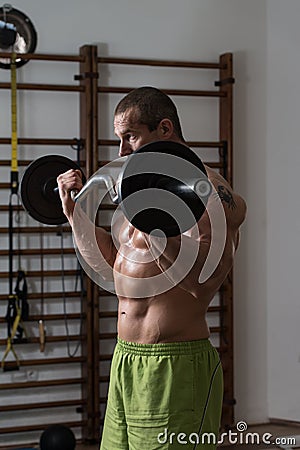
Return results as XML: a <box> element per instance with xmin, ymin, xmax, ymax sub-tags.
<box><xmin>114</xmin><ymin>86</ymin><xmax>184</xmax><ymax>141</ymax></box>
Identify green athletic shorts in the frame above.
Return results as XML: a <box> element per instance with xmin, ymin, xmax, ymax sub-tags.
<box><xmin>100</xmin><ymin>338</ymin><xmax>223</xmax><ymax>450</ymax></box>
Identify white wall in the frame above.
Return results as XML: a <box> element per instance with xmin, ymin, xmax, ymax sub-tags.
<box><xmin>266</xmin><ymin>0</ymin><xmax>300</xmax><ymax>422</ymax></box>
<box><xmin>1</xmin><ymin>0</ymin><xmax>271</xmax><ymax>433</ymax></box>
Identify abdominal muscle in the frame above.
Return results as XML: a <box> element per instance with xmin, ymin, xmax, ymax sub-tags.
<box><xmin>116</xmin><ymin>291</ymin><xmax>210</xmax><ymax>344</ymax></box>
<box><xmin>113</xmin><ymin>224</ymin><xmax>210</xmax><ymax>344</ymax></box>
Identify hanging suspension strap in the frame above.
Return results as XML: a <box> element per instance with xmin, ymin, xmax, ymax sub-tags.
<box><xmin>1</xmin><ymin>270</ymin><xmax>29</xmax><ymax>371</ymax></box>
<box><xmin>1</xmin><ymin>297</ymin><xmax>20</xmax><ymax>371</ymax></box>
<box><xmin>14</xmin><ymin>269</ymin><xmax>29</xmax><ymax>341</ymax></box>
<box><xmin>2</xmin><ymin>196</ymin><xmax>19</xmax><ymax>370</ymax></box>
<box><xmin>39</xmin><ymin>226</ymin><xmax>46</xmax><ymax>352</ymax></box>
<box><xmin>8</xmin><ymin>52</ymin><xmax>18</xmax><ymax>295</ymax></box>
<box><xmin>10</xmin><ymin>52</ymin><xmax>18</xmax><ymax>194</ymax></box>
<box><xmin>1</xmin><ymin>53</ymin><xmax>28</xmax><ymax>371</ymax></box>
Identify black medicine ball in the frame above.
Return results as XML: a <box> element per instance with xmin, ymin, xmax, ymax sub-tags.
<box><xmin>40</xmin><ymin>424</ymin><xmax>76</xmax><ymax>450</ymax></box>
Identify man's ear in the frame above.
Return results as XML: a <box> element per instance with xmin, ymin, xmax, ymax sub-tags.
<box><xmin>157</xmin><ymin>119</ymin><xmax>174</xmax><ymax>139</ymax></box>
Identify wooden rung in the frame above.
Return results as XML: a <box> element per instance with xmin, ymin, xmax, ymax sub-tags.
<box><xmin>28</xmin><ymin>313</ymin><xmax>86</xmax><ymax>322</ymax></box>
<box><xmin>0</xmin><ymin>248</ymin><xmax>75</xmax><ymax>256</ymax></box>
<box><xmin>0</xmin><ymin>377</ymin><xmax>85</xmax><ymax>391</ymax></box>
<box><xmin>0</xmin><ymin>290</ymin><xmax>84</xmax><ymax>301</ymax></box>
<box><xmin>98</xmin><ymin>139</ymin><xmax>225</xmax><ymax>148</ymax></box>
<box><xmin>0</xmin><ymin>269</ymin><xmax>80</xmax><ymax>279</ymax></box>
<box><xmin>0</xmin><ymin>226</ymin><xmax>71</xmax><ymax>234</ymax></box>
<box><xmin>0</xmin><ymin>313</ymin><xmax>84</xmax><ymax>324</ymax></box>
<box><xmin>0</xmin><ymin>420</ymin><xmax>86</xmax><ymax>435</ymax></box>
<box><xmin>30</xmin><ymin>313</ymin><xmax>84</xmax><ymax>321</ymax></box>
<box><xmin>98</xmin><ymin>56</ymin><xmax>221</xmax><ymax>70</ymax></box>
<box><xmin>99</xmin><ymin>332</ymin><xmax>117</xmax><ymax>340</ymax></box>
<box><xmin>99</xmin><ymin>311</ymin><xmax>118</xmax><ymax>318</ymax></box>
<box><xmin>210</xmin><ymin>326</ymin><xmax>224</xmax><ymax>334</ymax></box>
<box><xmin>1</xmin><ymin>356</ymin><xmax>85</xmax><ymax>369</ymax></box>
<box><xmin>207</xmin><ymin>162</ymin><xmax>223</xmax><ymax>169</ymax></box>
<box><xmin>209</xmin><ymin>305</ymin><xmax>228</xmax><ymax>313</ymax></box>
<box><xmin>99</xmin><ymin>354</ymin><xmax>113</xmax><ymax>361</ymax></box>
<box><xmin>0</xmin><ymin>82</ymin><xmax>83</xmax><ymax>92</ymax></box>
<box><xmin>0</xmin><ymin>183</ymin><xmax>10</xmax><ymax>189</ymax></box>
<box><xmin>98</xmin><ymin>86</ymin><xmax>225</xmax><ymax>98</ymax></box>
<box><xmin>0</xmin><ymin>51</ymin><xmax>84</xmax><ymax>62</ymax></box>
<box><xmin>99</xmin><ymin>376</ymin><xmax>109</xmax><ymax>383</ymax></box>
<box><xmin>0</xmin><ymin>335</ymin><xmax>85</xmax><ymax>346</ymax></box>
<box><xmin>0</xmin><ymin>398</ymin><xmax>85</xmax><ymax>412</ymax></box>
<box><xmin>0</xmin><ymin>205</ymin><xmax>23</xmax><ymax>212</ymax></box>
<box><xmin>0</xmin><ymin>137</ymin><xmax>85</xmax><ymax>146</ymax></box>
<box><xmin>99</xmin><ymin>290</ymin><xmax>116</xmax><ymax>297</ymax></box>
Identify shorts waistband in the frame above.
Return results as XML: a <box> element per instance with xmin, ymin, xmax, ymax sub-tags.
<box><xmin>116</xmin><ymin>337</ymin><xmax>213</xmax><ymax>356</ymax></box>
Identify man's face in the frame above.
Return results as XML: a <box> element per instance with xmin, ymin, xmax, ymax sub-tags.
<box><xmin>114</xmin><ymin>107</ymin><xmax>160</xmax><ymax>157</ymax></box>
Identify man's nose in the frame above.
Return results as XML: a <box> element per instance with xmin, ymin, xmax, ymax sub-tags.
<box><xmin>119</xmin><ymin>140</ymin><xmax>132</xmax><ymax>157</ymax></box>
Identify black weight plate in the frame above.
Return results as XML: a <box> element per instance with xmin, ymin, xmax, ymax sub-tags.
<box><xmin>118</xmin><ymin>141</ymin><xmax>209</xmax><ymax>237</ymax></box>
<box><xmin>20</xmin><ymin>155</ymin><xmax>81</xmax><ymax>225</ymax></box>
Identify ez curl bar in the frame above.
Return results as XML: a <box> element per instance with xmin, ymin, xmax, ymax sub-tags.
<box><xmin>20</xmin><ymin>141</ymin><xmax>212</xmax><ymax>237</ymax></box>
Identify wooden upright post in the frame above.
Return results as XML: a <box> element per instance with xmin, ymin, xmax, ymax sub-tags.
<box><xmin>78</xmin><ymin>44</ymin><xmax>96</xmax><ymax>442</ymax></box>
<box><xmin>218</xmin><ymin>52</ymin><xmax>235</xmax><ymax>428</ymax></box>
<box><xmin>90</xmin><ymin>44</ymin><xmax>101</xmax><ymax>442</ymax></box>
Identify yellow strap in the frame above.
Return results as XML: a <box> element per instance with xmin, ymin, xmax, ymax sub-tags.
<box><xmin>8</xmin><ymin>295</ymin><xmax>28</xmax><ymax>341</ymax></box>
<box><xmin>11</xmin><ymin>53</ymin><xmax>18</xmax><ymax>174</ymax></box>
<box><xmin>1</xmin><ymin>295</ymin><xmax>27</xmax><ymax>370</ymax></box>
<box><xmin>1</xmin><ymin>338</ymin><xmax>12</xmax><ymax>368</ymax></box>
<box><xmin>1</xmin><ymin>338</ymin><xmax>12</xmax><ymax>369</ymax></box>
<box><xmin>1</xmin><ymin>337</ymin><xmax>20</xmax><ymax>369</ymax></box>
<box><xmin>10</xmin><ymin>303</ymin><xmax>21</xmax><ymax>340</ymax></box>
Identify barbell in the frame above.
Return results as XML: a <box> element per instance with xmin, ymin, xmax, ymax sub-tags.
<box><xmin>20</xmin><ymin>141</ymin><xmax>212</xmax><ymax>236</ymax></box>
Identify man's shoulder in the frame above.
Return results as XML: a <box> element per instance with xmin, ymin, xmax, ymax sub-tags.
<box><xmin>204</xmin><ymin>165</ymin><xmax>247</xmax><ymax>229</ymax></box>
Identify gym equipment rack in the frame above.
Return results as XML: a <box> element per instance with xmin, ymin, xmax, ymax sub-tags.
<box><xmin>0</xmin><ymin>46</ymin><xmax>234</xmax><ymax>447</ymax></box>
